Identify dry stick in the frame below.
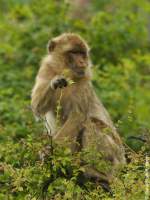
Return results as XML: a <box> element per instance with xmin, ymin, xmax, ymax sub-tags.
<box><xmin>32</xmin><ymin>114</ymin><xmax>54</xmax><ymax>199</ymax></box>
<box><xmin>40</xmin><ymin>90</ymin><xmax>63</xmax><ymax>199</ymax></box>
<box><xmin>39</xmin><ymin>117</ymin><xmax>54</xmax><ymax>200</ymax></box>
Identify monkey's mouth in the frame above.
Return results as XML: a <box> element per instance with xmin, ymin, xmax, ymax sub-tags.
<box><xmin>70</xmin><ymin>64</ymin><xmax>85</xmax><ymax>77</ymax></box>
<box><xmin>75</xmin><ymin>69</ymin><xmax>85</xmax><ymax>77</ymax></box>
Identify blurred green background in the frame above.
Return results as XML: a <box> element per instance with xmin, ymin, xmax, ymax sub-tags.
<box><xmin>0</xmin><ymin>0</ymin><xmax>150</xmax><ymax>199</ymax></box>
<box><xmin>0</xmin><ymin>0</ymin><xmax>149</xmax><ymax>148</ymax></box>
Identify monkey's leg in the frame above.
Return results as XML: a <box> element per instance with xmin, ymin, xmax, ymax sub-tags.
<box><xmin>53</xmin><ymin>112</ymin><xmax>85</xmax><ymax>152</ymax></box>
<box><xmin>81</xmin><ymin>166</ymin><xmax>113</xmax><ymax>194</ymax></box>
<box><xmin>78</xmin><ymin>120</ymin><xmax>115</xmax><ymax>193</ymax></box>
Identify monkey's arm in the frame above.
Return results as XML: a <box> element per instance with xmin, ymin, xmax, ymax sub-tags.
<box><xmin>31</xmin><ymin>78</ymin><xmax>54</xmax><ymax>116</ymax></box>
<box><xmin>31</xmin><ymin>75</ymin><xmax>68</xmax><ymax>116</ymax></box>
<box><xmin>31</xmin><ymin>56</ymin><xmax>57</xmax><ymax>116</ymax></box>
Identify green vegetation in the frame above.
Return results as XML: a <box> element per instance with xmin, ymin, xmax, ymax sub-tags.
<box><xmin>0</xmin><ymin>0</ymin><xmax>150</xmax><ymax>199</ymax></box>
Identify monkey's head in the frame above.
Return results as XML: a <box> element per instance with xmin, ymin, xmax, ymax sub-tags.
<box><xmin>47</xmin><ymin>33</ymin><xmax>91</xmax><ymax>79</ymax></box>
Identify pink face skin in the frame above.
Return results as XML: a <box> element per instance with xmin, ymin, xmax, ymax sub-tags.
<box><xmin>66</xmin><ymin>47</ymin><xmax>89</xmax><ymax>77</ymax></box>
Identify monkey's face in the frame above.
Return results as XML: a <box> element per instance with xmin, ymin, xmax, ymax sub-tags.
<box><xmin>66</xmin><ymin>46</ymin><xmax>89</xmax><ymax>77</ymax></box>
<box><xmin>48</xmin><ymin>33</ymin><xmax>90</xmax><ymax>78</ymax></box>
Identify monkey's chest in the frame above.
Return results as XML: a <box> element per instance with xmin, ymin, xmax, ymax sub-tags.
<box><xmin>53</xmin><ymin>85</ymin><xmax>90</xmax><ymax>121</ymax></box>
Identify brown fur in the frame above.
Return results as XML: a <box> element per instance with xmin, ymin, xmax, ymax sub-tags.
<box><xmin>31</xmin><ymin>33</ymin><xmax>126</xmax><ymax>185</ymax></box>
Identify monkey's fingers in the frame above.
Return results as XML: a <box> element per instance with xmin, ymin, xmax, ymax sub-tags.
<box><xmin>52</xmin><ymin>80</ymin><xmax>61</xmax><ymax>89</ymax></box>
<box><xmin>99</xmin><ymin>180</ymin><xmax>113</xmax><ymax>195</ymax></box>
<box><xmin>55</xmin><ymin>78</ymin><xmax>68</xmax><ymax>89</ymax></box>
<box><xmin>59</xmin><ymin>78</ymin><xmax>68</xmax><ymax>88</ymax></box>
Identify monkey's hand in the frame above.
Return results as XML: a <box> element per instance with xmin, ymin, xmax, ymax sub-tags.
<box><xmin>50</xmin><ymin>76</ymin><xmax>68</xmax><ymax>90</ymax></box>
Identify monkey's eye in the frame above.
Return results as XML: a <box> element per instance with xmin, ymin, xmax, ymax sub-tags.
<box><xmin>69</xmin><ymin>50</ymin><xmax>87</xmax><ymax>57</ymax></box>
<box><xmin>79</xmin><ymin>51</ymin><xmax>87</xmax><ymax>58</ymax></box>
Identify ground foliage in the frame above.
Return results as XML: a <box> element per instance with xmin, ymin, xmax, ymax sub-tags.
<box><xmin>0</xmin><ymin>0</ymin><xmax>150</xmax><ymax>199</ymax></box>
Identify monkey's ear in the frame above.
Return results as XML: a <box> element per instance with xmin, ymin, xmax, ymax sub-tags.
<box><xmin>47</xmin><ymin>40</ymin><xmax>56</xmax><ymax>53</ymax></box>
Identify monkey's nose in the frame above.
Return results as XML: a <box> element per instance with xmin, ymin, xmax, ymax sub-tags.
<box><xmin>79</xmin><ymin>62</ymin><xmax>86</xmax><ymax>68</ymax></box>
<box><xmin>78</xmin><ymin>59</ymin><xmax>85</xmax><ymax>66</ymax></box>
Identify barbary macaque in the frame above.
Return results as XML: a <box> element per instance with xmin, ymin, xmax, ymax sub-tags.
<box><xmin>31</xmin><ymin>33</ymin><xmax>126</xmax><ymax>191</ymax></box>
